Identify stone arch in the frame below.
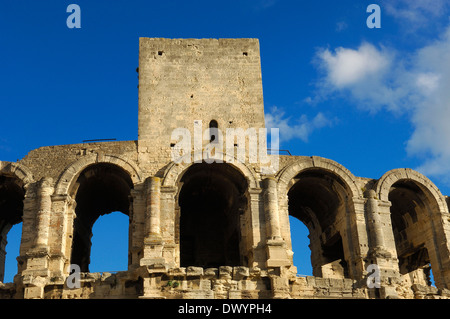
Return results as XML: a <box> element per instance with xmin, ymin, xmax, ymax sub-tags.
<box><xmin>375</xmin><ymin>168</ymin><xmax>450</xmax><ymax>289</ymax></box>
<box><xmin>375</xmin><ymin>168</ymin><xmax>447</xmax><ymax>212</ymax></box>
<box><xmin>0</xmin><ymin>162</ymin><xmax>32</xmax><ymax>282</ymax></box>
<box><xmin>160</xmin><ymin>152</ymin><xmax>259</xmax><ymax>189</ymax></box>
<box><xmin>68</xmin><ymin>161</ymin><xmax>135</xmax><ymax>272</ymax></box>
<box><xmin>160</xmin><ymin>153</ymin><xmax>259</xmax><ymax>268</ymax></box>
<box><xmin>276</xmin><ymin>156</ymin><xmax>362</xmax><ymax>199</ymax></box>
<box><xmin>276</xmin><ymin>156</ymin><xmax>364</xmax><ymax>280</ymax></box>
<box><xmin>0</xmin><ymin>161</ymin><xmax>35</xmax><ymax>187</ymax></box>
<box><xmin>52</xmin><ymin>154</ymin><xmax>142</xmax><ymax>273</ymax></box>
<box><xmin>54</xmin><ymin>154</ymin><xmax>143</xmax><ymax>196</ymax></box>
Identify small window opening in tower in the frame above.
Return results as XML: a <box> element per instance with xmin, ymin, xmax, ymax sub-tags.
<box><xmin>209</xmin><ymin>120</ymin><xmax>219</xmax><ymax>143</ymax></box>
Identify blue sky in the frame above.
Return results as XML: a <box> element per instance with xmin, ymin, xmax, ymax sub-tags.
<box><xmin>1</xmin><ymin>0</ymin><xmax>450</xmax><ymax>281</ymax></box>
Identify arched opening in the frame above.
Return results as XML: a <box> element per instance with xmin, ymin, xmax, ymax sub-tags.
<box><xmin>209</xmin><ymin>120</ymin><xmax>219</xmax><ymax>143</ymax></box>
<box><xmin>388</xmin><ymin>180</ymin><xmax>437</xmax><ymax>287</ymax></box>
<box><xmin>287</xmin><ymin>168</ymin><xmax>351</xmax><ymax>279</ymax></box>
<box><xmin>178</xmin><ymin>162</ymin><xmax>248</xmax><ymax>268</ymax></box>
<box><xmin>288</xmin><ymin>215</ymin><xmax>312</xmax><ymax>276</ymax></box>
<box><xmin>3</xmin><ymin>223</ymin><xmax>22</xmax><ymax>283</ymax></box>
<box><xmin>70</xmin><ymin>163</ymin><xmax>133</xmax><ymax>272</ymax></box>
<box><xmin>0</xmin><ymin>175</ymin><xmax>24</xmax><ymax>282</ymax></box>
<box><xmin>89</xmin><ymin>211</ymin><xmax>129</xmax><ymax>273</ymax></box>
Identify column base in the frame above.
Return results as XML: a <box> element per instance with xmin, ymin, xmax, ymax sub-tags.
<box><xmin>266</xmin><ymin>239</ymin><xmax>290</xmax><ymax>268</ymax></box>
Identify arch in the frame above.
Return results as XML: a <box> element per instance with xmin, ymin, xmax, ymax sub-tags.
<box><xmin>69</xmin><ymin>161</ymin><xmax>135</xmax><ymax>272</ymax></box>
<box><xmin>0</xmin><ymin>162</ymin><xmax>30</xmax><ymax>282</ymax></box>
<box><xmin>276</xmin><ymin>156</ymin><xmax>362</xmax><ymax>199</ymax></box>
<box><xmin>276</xmin><ymin>156</ymin><xmax>363</xmax><ymax>280</ymax></box>
<box><xmin>160</xmin><ymin>151</ymin><xmax>259</xmax><ymax>189</ymax></box>
<box><xmin>54</xmin><ymin>154</ymin><xmax>143</xmax><ymax>196</ymax></box>
<box><xmin>375</xmin><ymin>168</ymin><xmax>450</xmax><ymax>289</ymax></box>
<box><xmin>0</xmin><ymin>161</ymin><xmax>34</xmax><ymax>187</ymax></box>
<box><xmin>177</xmin><ymin>162</ymin><xmax>248</xmax><ymax>268</ymax></box>
<box><xmin>375</xmin><ymin>168</ymin><xmax>447</xmax><ymax>212</ymax></box>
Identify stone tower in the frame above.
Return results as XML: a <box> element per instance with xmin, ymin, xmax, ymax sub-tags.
<box><xmin>137</xmin><ymin>38</ymin><xmax>267</xmax><ymax>174</ymax></box>
<box><xmin>0</xmin><ymin>38</ymin><xmax>450</xmax><ymax>300</ymax></box>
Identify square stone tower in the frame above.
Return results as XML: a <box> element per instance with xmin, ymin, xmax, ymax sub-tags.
<box><xmin>137</xmin><ymin>38</ymin><xmax>267</xmax><ymax>173</ymax></box>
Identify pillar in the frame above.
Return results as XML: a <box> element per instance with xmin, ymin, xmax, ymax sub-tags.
<box><xmin>263</xmin><ymin>177</ymin><xmax>281</xmax><ymax>240</ymax></box>
<box><xmin>364</xmin><ymin>189</ymin><xmax>400</xmax><ymax>299</ymax></box>
<box><xmin>47</xmin><ymin>194</ymin><xmax>75</xmax><ymax>281</ymax></box>
<box><xmin>22</xmin><ymin>177</ymin><xmax>54</xmax><ymax>299</ymax></box>
<box><xmin>146</xmin><ymin>177</ymin><xmax>161</xmax><ymax>241</ymax></box>
<box><xmin>141</xmin><ymin>177</ymin><xmax>166</xmax><ymax>271</ymax></box>
<box><xmin>34</xmin><ymin>177</ymin><xmax>54</xmax><ymax>249</ymax></box>
<box><xmin>263</xmin><ymin>177</ymin><xmax>290</xmax><ymax>268</ymax></box>
<box><xmin>129</xmin><ymin>183</ymin><xmax>145</xmax><ymax>270</ymax></box>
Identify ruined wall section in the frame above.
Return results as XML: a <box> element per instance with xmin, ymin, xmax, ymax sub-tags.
<box><xmin>19</xmin><ymin>141</ymin><xmax>139</xmax><ymax>182</ymax></box>
<box><xmin>137</xmin><ymin>38</ymin><xmax>266</xmax><ymax>176</ymax></box>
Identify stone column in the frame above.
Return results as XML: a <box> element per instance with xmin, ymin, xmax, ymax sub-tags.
<box><xmin>34</xmin><ymin>177</ymin><xmax>54</xmax><ymax>249</ymax></box>
<box><xmin>129</xmin><ymin>183</ymin><xmax>145</xmax><ymax>270</ymax></box>
<box><xmin>364</xmin><ymin>189</ymin><xmax>400</xmax><ymax>299</ymax></box>
<box><xmin>365</xmin><ymin>190</ymin><xmax>385</xmax><ymax>251</ymax></box>
<box><xmin>160</xmin><ymin>186</ymin><xmax>177</xmax><ymax>268</ymax></box>
<box><xmin>22</xmin><ymin>177</ymin><xmax>54</xmax><ymax>299</ymax></box>
<box><xmin>263</xmin><ymin>177</ymin><xmax>289</xmax><ymax>269</ymax></box>
<box><xmin>263</xmin><ymin>177</ymin><xmax>281</xmax><ymax>240</ymax></box>
<box><xmin>146</xmin><ymin>177</ymin><xmax>161</xmax><ymax>241</ymax></box>
<box><xmin>141</xmin><ymin>177</ymin><xmax>166</xmax><ymax>271</ymax></box>
<box><xmin>47</xmin><ymin>194</ymin><xmax>75</xmax><ymax>281</ymax></box>
<box><xmin>247</xmin><ymin>188</ymin><xmax>264</xmax><ymax>267</ymax></box>
<box><xmin>139</xmin><ymin>177</ymin><xmax>169</xmax><ymax>299</ymax></box>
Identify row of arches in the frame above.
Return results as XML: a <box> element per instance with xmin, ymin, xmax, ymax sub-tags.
<box><xmin>0</xmin><ymin>156</ymin><xmax>449</xmax><ymax>292</ymax></box>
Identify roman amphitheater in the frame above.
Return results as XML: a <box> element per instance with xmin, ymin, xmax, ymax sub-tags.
<box><xmin>0</xmin><ymin>38</ymin><xmax>449</xmax><ymax>299</ymax></box>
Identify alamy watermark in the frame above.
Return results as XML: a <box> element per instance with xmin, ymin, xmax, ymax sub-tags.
<box><xmin>366</xmin><ymin>4</ymin><xmax>381</xmax><ymax>29</ymax></box>
<box><xmin>366</xmin><ymin>264</ymin><xmax>381</xmax><ymax>288</ymax></box>
<box><xmin>66</xmin><ymin>4</ymin><xmax>81</xmax><ymax>29</ymax></box>
<box><xmin>66</xmin><ymin>264</ymin><xmax>81</xmax><ymax>289</ymax></box>
<box><xmin>170</xmin><ymin>120</ymin><xmax>280</xmax><ymax>174</ymax></box>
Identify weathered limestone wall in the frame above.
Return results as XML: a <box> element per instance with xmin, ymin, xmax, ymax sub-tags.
<box><xmin>20</xmin><ymin>141</ymin><xmax>138</xmax><ymax>182</ymax></box>
<box><xmin>137</xmin><ymin>38</ymin><xmax>266</xmax><ymax>176</ymax></box>
<box><xmin>2</xmin><ymin>150</ymin><xmax>450</xmax><ymax>299</ymax></box>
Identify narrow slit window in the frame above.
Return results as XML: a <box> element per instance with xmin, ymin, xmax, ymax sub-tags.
<box><xmin>209</xmin><ymin>120</ymin><xmax>218</xmax><ymax>143</ymax></box>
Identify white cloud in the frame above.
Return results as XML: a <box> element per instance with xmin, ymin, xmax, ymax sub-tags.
<box><xmin>313</xmin><ymin>25</ymin><xmax>450</xmax><ymax>183</ymax></box>
<box><xmin>405</xmin><ymin>28</ymin><xmax>450</xmax><ymax>179</ymax></box>
<box><xmin>383</xmin><ymin>0</ymin><xmax>449</xmax><ymax>28</ymax></box>
<box><xmin>317</xmin><ymin>43</ymin><xmax>391</xmax><ymax>88</ymax></box>
<box><xmin>265</xmin><ymin>107</ymin><xmax>334</xmax><ymax>144</ymax></box>
<box><xmin>415</xmin><ymin>73</ymin><xmax>440</xmax><ymax>94</ymax></box>
<box><xmin>314</xmin><ymin>43</ymin><xmax>409</xmax><ymax>114</ymax></box>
